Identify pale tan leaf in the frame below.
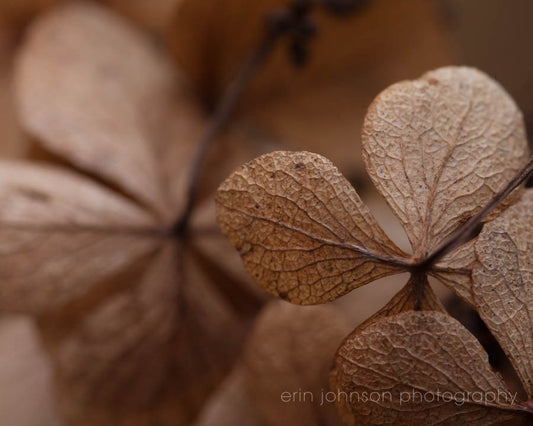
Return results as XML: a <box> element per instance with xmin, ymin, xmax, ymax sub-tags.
<box><xmin>473</xmin><ymin>189</ymin><xmax>533</xmax><ymax>398</ymax></box>
<box><xmin>356</xmin><ymin>276</ymin><xmax>446</xmax><ymax>332</ymax></box>
<box><xmin>176</xmin><ymin>249</ymin><xmax>248</xmax><ymax>399</ymax></box>
<box><xmin>35</xmin><ymin>240</ymin><xmax>252</xmax><ymax>426</ymax></box>
<box><xmin>433</xmin><ymin>239</ymin><xmax>477</xmax><ymax>306</ymax></box>
<box><xmin>331</xmin><ymin>311</ymin><xmax>526</xmax><ymax>425</ymax></box>
<box><xmin>194</xmin><ymin>364</ymin><xmax>262</xmax><ymax>426</ymax></box>
<box><xmin>244</xmin><ymin>301</ymin><xmax>350</xmax><ymax>426</ymax></box>
<box><xmin>15</xmin><ymin>2</ymin><xmax>178</xmax><ymax>217</ymax></box>
<box><xmin>216</xmin><ymin>150</ymin><xmax>408</xmax><ymax>304</ymax></box>
<box><xmin>0</xmin><ymin>160</ymin><xmax>160</xmax><ymax>314</ymax></box>
<box><xmin>362</xmin><ymin>66</ymin><xmax>529</xmax><ymax>257</ymax></box>
<box><xmin>45</xmin><ymin>244</ymin><xmax>248</xmax><ymax>425</ymax></box>
<box><xmin>0</xmin><ymin>316</ymin><xmax>59</xmax><ymax>426</ymax></box>
<box><xmin>44</xmin><ymin>243</ymin><xmax>182</xmax><ymax>426</ymax></box>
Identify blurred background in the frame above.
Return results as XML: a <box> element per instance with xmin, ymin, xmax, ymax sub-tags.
<box><xmin>0</xmin><ymin>0</ymin><xmax>532</xmax><ymax>425</ymax></box>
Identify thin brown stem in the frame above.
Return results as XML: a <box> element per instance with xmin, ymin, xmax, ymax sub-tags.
<box><xmin>420</xmin><ymin>155</ymin><xmax>533</xmax><ymax>267</ymax></box>
<box><xmin>174</xmin><ymin>0</ymin><xmax>324</xmax><ymax>236</ymax></box>
<box><xmin>410</xmin><ymin>271</ymin><xmax>428</xmax><ymax>311</ymax></box>
<box><xmin>173</xmin><ymin>33</ymin><xmax>280</xmax><ymax>237</ymax></box>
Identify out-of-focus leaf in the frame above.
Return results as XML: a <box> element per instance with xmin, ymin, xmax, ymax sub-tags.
<box><xmin>244</xmin><ymin>301</ymin><xmax>350</xmax><ymax>426</ymax></box>
<box><xmin>16</xmin><ymin>1</ymin><xmax>186</xmax><ymax>218</ymax></box>
<box><xmin>3</xmin><ymin>2</ymin><xmax>264</xmax><ymax>425</ymax></box>
<box><xmin>0</xmin><ymin>160</ymin><xmax>159</xmax><ymax>314</ymax></box>
<box><xmin>194</xmin><ymin>364</ymin><xmax>262</xmax><ymax>426</ymax></box>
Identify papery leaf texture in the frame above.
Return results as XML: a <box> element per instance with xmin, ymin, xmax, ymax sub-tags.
<box><xmin>331</xmin><ymin>311</ymin><xmax>528</xmax><ymax>425</ymax></box>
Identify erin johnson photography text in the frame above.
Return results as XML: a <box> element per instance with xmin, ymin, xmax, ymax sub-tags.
<box><xmin>280</xmin><ymin>388</ymin><xmax>520</xmax><ymax>406</ymax></box>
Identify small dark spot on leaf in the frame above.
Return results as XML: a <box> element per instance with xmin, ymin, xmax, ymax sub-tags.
<box><xmin>18</xmin><ymin>187</ymin><xmax>50</xmax><ymax>202</ymax></box>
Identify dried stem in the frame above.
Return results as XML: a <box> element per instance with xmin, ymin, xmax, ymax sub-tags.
<box><xmin>411</xmin><ymin>271</ymin><xmax>428</xmax><ymax>311</ymax></box>
<box><xmin>173</xmin><ymin>36</ymin><xmax>278</xmax><ymax>237</ymax></box>
<box><xmin>174</xmin><ymin>0</ymin><xmax>323</xmax><ymax>236</ymax></box>
<box><xmin>419</xmin><ymin>155</ymin><xmax>533</xmax><ymax>267</ymax></box>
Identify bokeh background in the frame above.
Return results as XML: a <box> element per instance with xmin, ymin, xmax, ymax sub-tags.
<box><xmin>0</xmin><ymin>0</ymin><xmax>532</xmax><ymax>424</ymax></box>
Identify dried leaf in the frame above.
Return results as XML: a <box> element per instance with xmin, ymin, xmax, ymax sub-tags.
<box><xmin>244</xmin><ymin>301</ymin><xmax>350</xmax><ymax>426</ymax></box>
<box><xmin>473</xmin><ymin>189</ymin><xmax>533</xmax><ymax>398</ymax></box>
<box><xmin>216</xmin><ymin>150</ymin><xmax>407</xmax><ymax>304</ymax></box>
<box><xmin>194</xmin><ymin>364</ymin><xmax>262</xmax><ymax>426</ymax></box>
<box><xmin>15</xmin><ymin>1</ymin><xmax>179</xmax><ymax>218</ymax></box>
<box><xmin>47</xmin><ymin>244</ymin><xmax>180</xmax><ymax>425</ymax></box>
<box><xmin>331</xmin><ymin>311</ymin><xmax>526</xmax><ymax>425</ymax></box>
<box><xmin>2</xmin><ymin>2</ymin><xmax>262</xmax><ymax>424</ymax></box>
<box><xmin>433</xmin><ymin>239</ymin><xmax>477</xmax><ymax>306</ymax></box>
<box><xmin>356</xmin><ymin>275</ymin><xmax>446</xmax><ymax>332</ymax></box>
<box><xmin>0</xmin><ymin>316</ymin><xmax>59</xmax><ymax>426</ymax></box>
<box><xmin>0</xmin><ymin>160</ymin><xmax>159</xmax><ymax>314</ymax></box>
<box><xmin>175</xmin><ymin>249</ymin><xmax>248</xmax><ymax>409</ymax></box>
<box><xmin>362</xmin><ymin>67</ymin><xmax>528</xmax><ymax>256</ymax></box>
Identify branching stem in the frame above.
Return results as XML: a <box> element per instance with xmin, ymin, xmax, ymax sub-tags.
<box><xmin>403</xmin><ymin>156</ymin><xmax>533</xmax><ymax>306</ymax></box>
<box><xmin>419</xmin><ymin>155</ymin><xmax>533</xmax><ymax>267</ymax></box>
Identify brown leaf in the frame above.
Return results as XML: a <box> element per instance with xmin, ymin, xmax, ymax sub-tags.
<box><xmin>244</xmin><ymin>301</ymin><xmax>350</xmax><ymax>426</ymax></box>
<box><xmin>331</xmin><ymin>311</ymin><xmax>527</xmax><ymax>425</ymax></box>
<box><xmin>47</xmin><ymin>244</ymin><xmax>180</xmax><ymax>425</ymax></box>
<box><xmin>216</xmin><ymin>150</ymin><xmax>407</xmax><ymax>304</ymax></box>
<box><xmin>473</xmin><ymin>189</ymin><xmax>533</xmax><ymax>398</ymax></box>
<box><xmin>362</xmin><ymin>67</ymin><xmax>529</xmax><ymax>257</ymax></box>
<box><xmin>0</xmin><ymin>160</ymin><xmax>159</xmax><ymax>314</ymax></box>
<box><xmin>433</xmin><ymin>239</ymin><xmax>477</xmax><ymax>306</ymax></box>
<box><xmin>15</xmin><ymin>1</ymin><xmax>183</xmax><ymax>218</ymax></box>
<box><xmin>0</xmin><ymin>316</ymin><xmax>59</xmax><ymax>426</ymax></box>
<box><xmin>194</xmin><ymin>364</ymin><xmax>262</xmax><ymax>426</ymax></box>
<box><xmin>355</xmin><ymin>275</ymin><xmax>446</xmax><ymax>332</ymax></box>
<box><xmin>3</xmin><ymin>2</ymin><xmax>261</xmax><ymax>424</ymax></box>
<box><xmin>35</xmin><ymin>239</ymin><xmax>249</xmax><ymax>426</ymax></box>
<box><xmin>175</xmin><ymin>248</ymin><xmax>249</xmax><ymax>411</ymax></box>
